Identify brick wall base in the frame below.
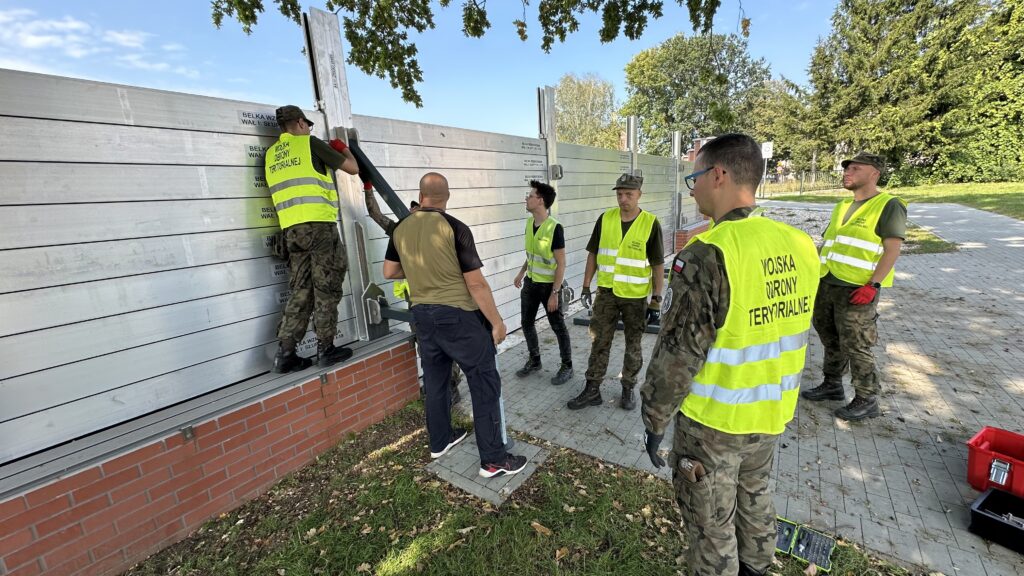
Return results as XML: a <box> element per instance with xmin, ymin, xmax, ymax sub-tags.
<box><xmin>674</xmin><ymin>220</ymin><xmax>711</xmax><ymax>252</ymax></box>
<box><xmin>0</xmin><ymin>341</ymin><xmax>418</xmax><ymax>576</ymax></box>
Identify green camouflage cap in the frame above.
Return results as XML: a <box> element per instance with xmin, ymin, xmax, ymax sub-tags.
<box><xmin>841</xmin><ymin>152</ymin><xmax>884</xmax><ymax>172</ymax></box>
<box><xmin>275</xmin><ymin>105</ymin><xmax>313</xmax><ymax>127</ymax></box>
<box><xmin>613</xmin><ymin>173</ymin><xmax>644</xmax><ymax>190</ymax></box>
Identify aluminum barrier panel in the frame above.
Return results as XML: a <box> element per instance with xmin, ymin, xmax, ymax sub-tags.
<box><xmin>636</xmin><ymin>152</ymin><xmax>677</xmax><ymax>256</ymax></box>
<box><xmin>0</xmin><ymin>69</ymin><xmax>358</xmax><ymax>464</ymax></box>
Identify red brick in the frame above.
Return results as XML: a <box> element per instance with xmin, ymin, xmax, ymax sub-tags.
<box><xmin>25</xmin><ymin>469</ymin><xmax>101</xmax><ymax>508</ymax></box>
<box><xmin>176</xmin><ymin>469</ymin><xmax>225</xmax><ymax>503</ymax></box>
<box><xmin>202</xmin><ymin>444</ymin><xmax>252</xmax><ymax>476</ymax></box>
<box><xmin>42</xmin><ymin>523</ymin><xmax>116</xmax><ymax>572</ymax></box>
<box><xmin>0</xmin><ymin>526</ymin><xmax>33</xmax><ymax>556</ymax></box>
<box><xmin>35</xmin><ymin>494</ymin><xmax>110</xmax><ymax>537</ymax></box>
<box><xmin>147</xmin><ymin>465</ymin><xmax>198</xmax><ymax>503</ymax></box>
<box><xmin>153</xmin><ymin>491</ymin><xmax>209</xmax><ymax>530</ymax></box>
<box><xmin>115</xmin><ymin>493</ymin><xmax>177</xmax><ymax>534</ymax></box>
<box><xmin>72</xmin><ymin>466</ymin><xmax>141</xmax><ymax>504</ymax></box>
<box><xmin>262</xmin><ymin>386</ymin><xmax>303</xmax><ymax>411</ymax></box>
<box><xmin>182</xmin><ymin>492</ymin><xmax>235</xmax><ymax>528</ymax></box>
<box><xmin>193</xmin><ymin>420</ymin><xmax>218</xmax><ymax>437</ymax></box>
<box><xmin>100</xmin><ymin>443</ymin><xmax>164</xmax><ymax>476</ymax></box>
<box><xmin>288</xmin><ymin>412</ymin><xmax>323</xmax><ymax>435</ymax></box>
<box><xmin>244</xmin><ymin>403</ymin><xmax>288</xmax><ymax>431</ymax></box>
<box><xmin>232</xmin><ymin>469</ymin><xmax>276</xmax><ymax>502</ymax></box>
<box><xmin>81</xmin><ymin>491</ymin><xmax>147</xmax><ymax>534</ymax></box>
<box><xmin>254</xmin><ymin>447</ymin><xmax>296</xmax><ymax>476</ymax></box>
<box><xmin>226</xmin><ymin>452</ymin><xmax>260</xmax><ymax>478</ymax></box>
<box><xmin>5</xmin><ymin>495</ymin><xmax>71</xmax><ymax>532</ymax></box>
<box><xmin>5</xmin><ymin>523</ymin><xmax>82</xmax><ymax>569</ymax></box>
<box><xmin>207</xmin><ymin>468</ymin><xmax>255</xmax><ymax>501</ymax></box>
<box><xmin>249</xmin><ymin>425</ymin><xmax>292</xmax><ymax>455</ymax></box>
<box><xmin>195</xmin><ymin>420</ymin><xmax>246</xmax><ymax>452</ymax></box>
<box><xmin>86</xmin><ymin>552</ymin><xmax>128</xmax><ymax>576</ymax></box>
<box><xmin>287</xmin><ymin>390</ymin><xmax>324</xmax><ymax>412</ymax></box>
<box><xmin>215</xmin><ymin>402</ymin><xmax>262</xmax><ymax>430</ymax></box>
<box><xmin>221</xmin><ymin>424</ymin><xmax>268</xmax><ymax>456</ymax></box>
<box><xmin>110</xmin><ymin>468</ymin><xmax>172</xmax><ymax>503</ymax></box>
<box><xmin>274</xmin><ymin>452</ymin><xmax>313</xmax><ymax>478</ymax></box>
<box><xmin>42</xmin><ymin>551</ymin><xmax>91</xmax><ymax>576</ymax></box>
<box><xmin>6</xmin><ymin>559</ymin><xmax>43</xmax><ymax>576</ymax></box>
<box><xmin>169</xmin><ymin>451</ymin><xmax>205</xmax><ymax>477</ymax></box>
<box><xmin>140</xmin><ymin>442</ymin><xmax>195</xmax><ymax>475</ymax></box>
<box><xmin>0</xmin><ymin>496</ymin><xmax>27</xmax><ymax>522</ymax></box>
<box><xmin>122</xmin><ymin>519</ymin><xmax>188</xmax><ymax>567</ymax></box>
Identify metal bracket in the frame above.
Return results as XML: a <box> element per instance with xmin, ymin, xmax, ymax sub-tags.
<box><xmin>549</xmin><ymin>164</ymin><xmax>564</xmax><ymax>181</ymax></box>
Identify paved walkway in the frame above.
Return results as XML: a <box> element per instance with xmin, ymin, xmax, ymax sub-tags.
<box><xmin>444</xmin><ymin>202</ymin><xmax>1024</xmax><ymax>575</ymax></box>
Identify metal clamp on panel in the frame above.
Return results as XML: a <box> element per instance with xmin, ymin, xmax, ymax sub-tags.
<box><xmin>549</xmin><ymin>164</ymin><xmax>564</xmax><ymax>181</ymax></box>
<box><xmin>362</xmin><ymin>282</ymin><xmax>390</xmax><ymax>340</ymax></box>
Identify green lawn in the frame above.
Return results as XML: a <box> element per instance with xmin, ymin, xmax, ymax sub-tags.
<box><xmin>125</xmin><ymin>403</ymin><xmax>911</xmax><ymax>576</ymax></box>
<box><xmin>772</xmin><ymin>182</ymin><xmax>1024</xmax><ymax>220</ymax></box>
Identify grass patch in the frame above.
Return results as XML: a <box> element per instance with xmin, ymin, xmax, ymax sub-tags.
<box><xmin>772</xmin><ymin>182</ymin><xmax>1024</xmax><ymax>220</ymax></box>
<box><xmin>903</xmin><ymin>223</ymin><xmax>958</xmax><ymax>255</ymax></box>
<box><xmin>124</xmin><ymin>403</ymin><xmax>911</xmax><ymax>576</ymax></box>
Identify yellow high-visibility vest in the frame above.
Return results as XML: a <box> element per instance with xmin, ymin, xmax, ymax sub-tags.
<box><xmin>393</xmin><ymin>280</ymin><xmax>411</xmax><ymax>300</ymax></box>
<box><xmin>819</xmin><ymin>192</ymin><xmax>905</xmax><ymax>287</ymax></box>
<box><xmin>680</xmin><ymin>215</ymin><xmax>820</xmax><ymax>435</ymax></box>
<box><xmin>525</xmin><ymin>216</ymin><xmax>559</xmax><ymax>283</ymax></box>
<box><xmin>596</xmin><ymin>209</ymin><xmax>656</xmax><ymax>298</ymax></box>
<box><xmin>265</xmin><ymin>133</ymin><xmax>338</xmax><ymax>229</ymax></box>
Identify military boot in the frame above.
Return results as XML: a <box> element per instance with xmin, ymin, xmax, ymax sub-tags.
<box><xmin>567</xmin><ymin>380</ymin><xmax>602</xmax><ymax>410</ymax></box>
<box><xmin>318</xmin><ymin>341</ymin><xmax>353</xmax><ymax>368</ymax></box>
<box><xmin>515</xmin><ymin>356</ymin><xmax>542</xmax><ymax>377</ymax></box>
<box><xmin>550</xmin><ymin>364</ymin><xmax>573</xmax><ymax>385</ymax></box>
<box><xmin>272</xmin><ymin>344</ymin><xmax>312</xmax><ymax>374</ymax></box>
<box><xmin>738</xmin><ymin>562</ymin><xmax>767</xmax><ymax>576</ymax></box>
<box><xmin>834</xmin><ymin>395</ymin><xmax>881</xmax><ymax>421</ymax></box>
<box><xmin>801</xmin><ymin>380</ymin><xmax>846</xmax><ymax>401</ymax></box>
<box><xmin>619</xmin><ymin>384</ymin><xmax>636</xmax><ymax>410</ymax></box>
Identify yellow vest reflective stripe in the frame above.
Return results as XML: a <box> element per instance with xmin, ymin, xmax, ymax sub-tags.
<box><xmin>525</xmin><ymin>216</ymin><xmax>559</xmax><ymax>283</ymax></box>
<box><xmin>819</xmin><ymin>192</ymin><xmax>904</xmax><ymax>287</ymax></box>
<box><xmin>393</xmin><ymin>280</ymin><xmax>410</xmax><ymax>299</ymax></box>
<box><xmin>265</xmin><ymin>133</ymin><xmax>339</xmax><ymax>229</ymax></box>
<box><xmin>596</xmin><ymin>209</ymin><xmax>656</xmax><ymax>298</ymax></box>
<box><xmin>680</xmin><ymin>215</ymin><xmax>820</xmax><ymax>435</ymax></box>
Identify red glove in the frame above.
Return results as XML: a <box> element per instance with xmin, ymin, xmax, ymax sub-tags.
<box><xmin>328</xmin><ymin>138</ymin><xmax>348</xmax><ymax>153</ymax></box>
<box><xmin>849</xmin><ymin>283</ymin><xmax>878</xmax><ymax>305</ymax></box>
<box><xmin>363</xmin><ymin>180</ymin><xmax>373</xmax><ymax>191</ymax></box>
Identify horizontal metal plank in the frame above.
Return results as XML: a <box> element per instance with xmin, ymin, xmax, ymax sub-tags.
<box><xmin>0</xmin><ymin>163</ymin><xmax>272</xmax><ymax>205</ymax></box>
<box><xmin>0</xmin><ymin>68</ymin><xmax>322</xmax><ymax>136</ymax></box>
<box><xmin>1</xmin><ymin>228</ymin><xmax>278</xmax><ymax>294</ymax></box>
<box><xmin>374</xmin><ymin>167</ymin><xmax>546</xmax><ymax>191</ymax></box>
<box><xmin>354</xmin><ymin>114</ymin><xmax>546</xmax><ymax>155</ymax></box>
<box><xmin>358</xmin><ymin>141</ymin><xmax>546</xmax><ymax>171</ymax></box>
<box><xmin>556</xmin><ymin>142</ymin><xmax>631</xmax><ymax>163</ymax></box>
<box><xmin>0</xmin><ymin>118</ymin><xmax>283</xmax><ymax>166</ymax></box>
<box><xmin>558</xmin><ymin>156</ymin><xmax>633</xmax><ymax>175</ymax></box>
<box><xmin>2</xmin><ymin>199</ymin><xmax>278</xmax><ymax>250</ymax></box>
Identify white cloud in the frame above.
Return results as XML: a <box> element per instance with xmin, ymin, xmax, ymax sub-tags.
<box><xmin>103</xmin><ymin>30</ymin><xmax>150</xmax><ymax>48</ymax></box>
<box><xmin>162</xmin><ymin>43</ymin><xmax>185</xmax><ymax>52</ymax></box>
<box><xmin>173</xmin><ymin>65</ymin><xmax>199</xmax><ymax>79</ymax></box>
<box><xmin>116</xmin><ymin>53</ymin><xmax>170</xmax><ymax>72</ymax></box>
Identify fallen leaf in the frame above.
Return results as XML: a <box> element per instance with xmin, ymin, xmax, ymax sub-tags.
<box><xmin>446</xmin><ymin>538</ymin><xmax>466</xmax><ymax>551</ymax></box>
<box><xmin>804</xmin><ymin>563</ymin><xmax>817</xmax><ymax>576</ymax></box>
<box><xmin>563</xmin><ymin>504</ymin><xmax>576</xmax><ymax>513</ymax></box>
<box><xmin>555</xmin><ymin>547</ymin><xmax>568</xmax><ymax>561</ymax></box>
<box><xmin>456</xmin><ymin>526</ymin><xmax>476</xmax><ymax>535</ymax></box>
<box><xmin>278</xmin><ymin>570</ymin><xmax>286</xmax><ymax>576</ymax></box>
<box><xmin>356</xmin><ymin>563</ymin><xmax>371</xmax><ymax>573</ymax></box>
<box><xmin>531</xmin><ymin>521</ymin><xmax>553</xmax><ymax>536</ymax></box>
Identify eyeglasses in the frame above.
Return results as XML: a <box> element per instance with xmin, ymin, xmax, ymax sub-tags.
<box><xmin>525</xmin><ymin>194</ymin><xmax>539</xmax><ymax>200</ymax></box>
<box><xmin>684</xmin><ymin>167</ymin><xmax>714</xmax><ymax>190</ymax></box>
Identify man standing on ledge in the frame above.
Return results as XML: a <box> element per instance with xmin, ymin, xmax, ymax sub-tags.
<box><xmin>265</xmin><ymin>105</ymin><xmax>359</xmax><ymax>373</ymax></box>
<box><xmin>513</xmin><ymin>180</ymin><xmax>574</xmax><ymax>386</ymax></box>
<box><xmin>801</xmin><ymin>152</ymin><xmax>906</xmax><ymax>421</ymax></box>
<box><xmin>569</xmin><ymin>173</ymin><xmax>664</xmax><ymax>411</ymax></box>
<box><xmin>384</xmin><ymin>173</ymin><xmax>528</xmax><ymax>478</ymax></box>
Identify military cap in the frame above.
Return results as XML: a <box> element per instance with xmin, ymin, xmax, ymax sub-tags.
<box><xmin>275</xmin><ymin>105</ymin><xmax>314</xmax><ymax>127</ymax></box>
<box><xmin>613</xmin><ymin>173</ymin><xmax>644</xmax><ymax>190</ymax></box>
<box><xmin>841</xmin><ymin>152</ymin><xmax>884</xmax><ymax>172</ymax></box>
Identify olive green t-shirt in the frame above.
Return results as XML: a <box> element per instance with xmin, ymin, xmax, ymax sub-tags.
<box><xmin>822</xmin><ymin>196</ymin><xmax>907</xmax><ymax>287</ymax></box>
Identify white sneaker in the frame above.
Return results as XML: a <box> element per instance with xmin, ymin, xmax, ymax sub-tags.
<box><xmin>430</xmin><ymin>428</ymin><xmax>468</xmax><ymax>459</ymax></box>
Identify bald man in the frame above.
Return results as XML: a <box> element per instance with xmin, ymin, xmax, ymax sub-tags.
<box><xmin>383</xmin><ymin>173</ymin><xmax>528</xmax><ymax>478</ymax></box>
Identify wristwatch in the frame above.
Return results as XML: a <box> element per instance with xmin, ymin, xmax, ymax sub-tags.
<box><xmin>869</xmin><ymin>282</ymin><xmax>881</xmax><ymax>289</ymax></box>
<box><xmin>651</xmin><ymin>294</ymin><xmax>663</xmax><ymax>303</ymax></box>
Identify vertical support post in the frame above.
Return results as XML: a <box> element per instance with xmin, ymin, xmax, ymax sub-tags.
<box><xmin>538</xmin><ymin>86</ymin><xmax>560</xmax><ymax>212</ymax></box>
<box><xmin>626</xmin><ymin>116</ymin><xmax>638</xmax><ymax>174</ymax></box>
<box><xmin>671</xmin><ymin>130</ymin><xmax>682</xmax><ymax>237</ymax></box>
<box><xmin>303</xmin><ymin>8</ymin><xmax>370</xmax><ymax>340</ymax></box>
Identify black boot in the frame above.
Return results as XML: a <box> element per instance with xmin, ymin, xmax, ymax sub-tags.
<box><xmin>567</xmin><ymin>380</ymin><xmax>602</xmax><ymax>410</ymax></box>
<box><xmin>835</xmin><ymin>395</ymin><xmax>881</xmax><ymax>421</ymax></box>
<box><xmin>801</xmin><ymin>380</ymin><xmax>846</xmax><ymax>401</ymax></box>
<box><xmin>516</xmin><ymin>356</ymin><xmax>542</xmax><ymax>377</ymax></box>
<box><xmin>318</xmin><ymin>341</ymin><xmax>353</xmax><ymax>367</ymax></box>
<box><xmin>738</xmin><ymin>561</ymin><xmax>767</xmax><ymax>576</ymax></box>
<box><xmin>273</xmin><ymin>344</ymin><xmax>312</xmax><ymax>374</ymax></box>
<box><xmin>550</xmin><ymin>364</ymin><xmax>573</xmax><ymax>386</ymax></box>
<box><xmin>619</xmin><ymin>384</ymin><xmax>636</xmax><ymax>410</ymax></box>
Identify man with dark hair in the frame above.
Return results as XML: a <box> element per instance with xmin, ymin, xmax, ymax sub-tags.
<box><xmin>513</xmin><ymin>180</ymin><xmax>573</xmax><ymax>385</ymax></box>
<box><xmin>570</xmin><ymin>173</ymin><xmax>664</xmax><ymax>412</ymax></box>
<box><xmin>384</xmin><ymin>173</ymin><xmax>528</xmax><ymax>478</ymax></box>
<box><xmin>362</xmin><ymin>183</ymin><xmax>463</xmax><ymax>403</ymax></box>
<box><xmin>265</xmin><ymin>105</ymin><xmax>360</xmax><ymax>373</ymax></box>
<box><xmin>641</xmin><ymin>133</ymin><xmax>820</xmax><ymax>576</ymax></box>
<box><xmin>802</xmin><ymin>152</ymin><xmax>906</xmax><ymax>421</ymax></box>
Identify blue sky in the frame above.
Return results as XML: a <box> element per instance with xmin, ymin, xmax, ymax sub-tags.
<box><xmin>0</xmin><ymin>1</ymin><xmax>837</xmax><ymax>137</ymax></box>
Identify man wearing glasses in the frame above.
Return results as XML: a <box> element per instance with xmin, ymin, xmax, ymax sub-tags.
<box><xmin>265</xmin><ymin>105</ymin><xmax>360</xmax><ymax>373</ymax></box>
<box><xmin>569</xmin><ymin>173</ymin><xmax>664</xmax><ymax>411</ymax></box>
<box><xmin>512</xmin><ymin>181</ymin><xmax>574</xmax><ymax>385</ymax></box>
<box><xmin>641</xmin><ymin>134</ymin><xmax>819</xmax><ymax>576</ymax></box>
<box><xmin>801</xmin><ymin>152</ymin><xmax>906</xmax><ymax>421</ymax></box>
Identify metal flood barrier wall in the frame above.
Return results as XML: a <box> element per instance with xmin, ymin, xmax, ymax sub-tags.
<box><xmin>0</xmin><ymin>68</ymin><xmax>360</xmax><ymax>465</ymax></box>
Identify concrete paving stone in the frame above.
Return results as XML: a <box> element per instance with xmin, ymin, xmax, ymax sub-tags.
<box><xmin>947</xmin><ymin>546</ymin><xmax>987</xmax><ymax>576</ymax></box>
<box><xmin>786</xmin><ymin>496</ymin><xmax>813</xmax><ymax>525</ymax></box>
<box><xmin>887</xmin><ymin>529</ymin><xmax>925</xmax><ymax>568</ymax></box>
<box><xmin>881</xmin><ymin>465</ymin><xmax>914</xmax><ymax>494</ymax></box>
<box><xmin>809</xmin><ymin>503</ymin><xmax>837</xmax><ymax>533</ymax></box>
<box><xmin>982</xmin><ymin>557</ymin><xmax>1024</xmax><ymax>576</ymax></box>
<box><xmin>861</xmin><ymin>518</ymin><xmax>895</xmax><ymax>558</ymax></box>
<box><xmin>834</xmin><ymin>509</ymin><xmax>863</xmax><ymax>544</ymax></box>
<box><xmin>864</xmin><ymin>472</ymin><xmax>889</xmax><ymax>497</ymax></box>
<box><xmin>918</xmin><ymin>538</ymin><xmax>957</xmax><ymax>575</ymax></box>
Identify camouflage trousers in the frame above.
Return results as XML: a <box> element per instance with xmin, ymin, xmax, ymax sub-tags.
<box><xmin>812</xmin><ymin>282</ymin><xmax>880</xmax><ymax>397</ymax></box>
<box><xmin>672</xmin><ymin>413</ymin><xmax>778</xmax><ymax>576</ymax></box>
<box><xmin>277</xmin><ymin>222</ymin><xmax>347</xmax><ymax>348</ymax></box>
<box><xmin>585</xmin><ymin>288</ymin><xmax>647</xmax><ymax>389</ymax></box>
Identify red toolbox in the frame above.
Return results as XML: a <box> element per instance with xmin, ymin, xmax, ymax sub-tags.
<box><xmin>967</xmin><ymin>427</ymin><xmax>1024</xmax><ymax>498</ymax></box>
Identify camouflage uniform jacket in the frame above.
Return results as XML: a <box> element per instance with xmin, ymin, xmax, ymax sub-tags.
<box><xmin>640</xmin><ymin>206</ymin><xmax>757</xmax><ymax>436</ymax></box>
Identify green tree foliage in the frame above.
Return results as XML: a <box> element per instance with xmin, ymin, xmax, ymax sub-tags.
<box><xmin>620</xmin><ymin>33</ymin><xmax>770</xmax><ymax>155</ymax></box>
<box><xmin>210</xmin><ymin>0</ymin><xmax>728</xmax><ymax>108</ymax></box>
<box><xmin>748</xmin><ymin>79</ymin><xmax>818</xmax><ymax>172</ymax></box>
<box><xmin>807</xmin><ymin>0</ymin><xmax>1023</xmax><ymax>183</ymax></box>
<box><xmin>554</xmin><ymin>73</ymin><xmax>623</xmax><ymax>150</ymax></box>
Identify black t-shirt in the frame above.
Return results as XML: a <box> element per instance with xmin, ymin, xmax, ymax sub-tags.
<box><xmin>533</xmin><ymin>222</ymin><xmax>566</xmax><ymax>251</ymax></box>
<box><xmin>586</xmin><ymin>210</ymin><xmax>664</xmax><ymax>265</ymax></box>
<box><xmin>309</xmin><ymin>136</ymin><xmax>346</xmax><ymax>175</ymax></box>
